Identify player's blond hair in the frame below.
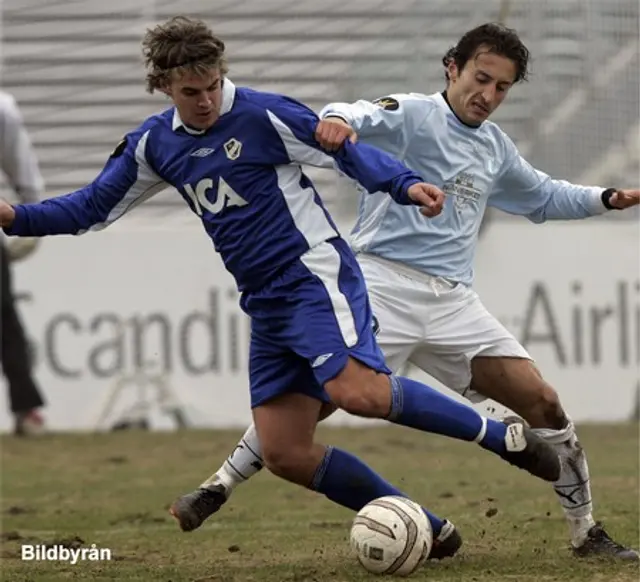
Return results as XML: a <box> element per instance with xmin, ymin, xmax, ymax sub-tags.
<box><xmin>142</xmin><ymin>16</ymin><xmax>229</xmax><ymax>93</ymax></box>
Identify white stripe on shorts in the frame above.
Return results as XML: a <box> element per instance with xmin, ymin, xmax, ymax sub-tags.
<box><xmin>300</xmin><ymin>242</ymin><xmax>358</xmax><ymax>348</ymax></box>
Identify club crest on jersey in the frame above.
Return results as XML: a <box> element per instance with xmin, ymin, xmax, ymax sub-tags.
<box><xmin>442</xmin><ymin>172</ymin><xmax>481</xmax><ymax>212</ymax></box>
<box><xmin>372</xmin><ymin>96</ymin><xmax>399</xmax><ymax>111</ymax></box>
<box><xmin>224</xmin><ymin>138</ymin><xmax>242</xmax><ymax>160</ymax></box>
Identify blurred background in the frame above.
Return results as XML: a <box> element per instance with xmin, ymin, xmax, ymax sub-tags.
<box><xmin>0</xmin><ymin>0</ymin><xmax>638</xmax><ymax>433</ymax></box>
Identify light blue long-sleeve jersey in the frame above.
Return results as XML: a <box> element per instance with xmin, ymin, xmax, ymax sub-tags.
<box><xmin>320</xmin><ymin>92</ymin><xmax>610</xmax><ymax>286</ymax></box>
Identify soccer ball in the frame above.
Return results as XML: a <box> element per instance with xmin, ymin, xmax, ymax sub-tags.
<box><xmin>350</xmin><ymin>495</ymin><xmax>433</xmax><ymax>576</ymax></box>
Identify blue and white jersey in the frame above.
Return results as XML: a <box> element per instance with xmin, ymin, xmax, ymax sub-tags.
<box><xmin>6</xmin><ymin>80</ymin><xmax>424</xmax><ymax>291</ymax></box>
<box><xmin>321</xmin><ymin>92</ymin><xmax>611</xmax><ymax>286</ymax></box>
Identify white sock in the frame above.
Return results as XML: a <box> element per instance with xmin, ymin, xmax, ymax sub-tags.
<box><xmin>201</xmin><ymin>424</ymin><xmax>264</xmax><ymax>492</ymax></box>
<box><xmin>533</xmin><ymin>419</ymin><xmax>596</xmax><ymax>547</ymax></box>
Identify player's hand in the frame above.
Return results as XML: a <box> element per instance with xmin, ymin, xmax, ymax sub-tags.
<box><xmin>407</xmin><ymin>183</ymin><xmax>445</xmax><ymax>217</ymax></box>
<box><xmin>7</xmin><ymin>237</ymin><xmax>39</xmax><ymax>262</ymax></box>
<box><xmin>0</xmin><ymin>199</ymin><xmax>16</xmax><ymax>228</ymax></box>
<box><xmin>609</xmin><ymin>189</ymin><xmax>640</xmax><ymax>209</ymax></box>
<box><xmin>315</xmin><ymin>117</ymin><xmax>358</xmax><ymax>151</ymax></box>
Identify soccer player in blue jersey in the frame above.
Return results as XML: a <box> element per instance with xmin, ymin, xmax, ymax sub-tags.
<box><xmin>182</xmin><ymin>23</ymin><xmax>639</xmax><ymax>560</ymax></box>
<box><xmin>0</xmin><ymin>17</ymin><xmax>561</xmax><ymax>561</ymax></box>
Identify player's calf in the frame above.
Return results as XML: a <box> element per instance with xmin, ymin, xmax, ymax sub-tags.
<box><xmin>250</xmin><ymin>392</ymin><xmax>325</xmax><ymax>487</ymax></box>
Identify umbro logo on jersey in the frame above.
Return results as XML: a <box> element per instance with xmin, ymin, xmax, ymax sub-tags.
<box><xmin>190</xmin><ymin>147</ymin><xmax>215</xmax><ymax>158</ymax></box>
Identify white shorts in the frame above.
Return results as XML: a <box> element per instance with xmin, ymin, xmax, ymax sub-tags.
<box><xmin>357</xmin><ymin>253</ymin><xmax>531</xmax><ymax>402</ymax></box>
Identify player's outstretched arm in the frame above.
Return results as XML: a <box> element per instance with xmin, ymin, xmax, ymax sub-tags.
<box><xmin>489</xmin><ymin>136</ymin><xmax>639</xmax><ymax>221</ymax></box>
<box><xmin>1</xmin><ymin>130</ymin><xmax>168</xmax><ymax>238</ymax></box>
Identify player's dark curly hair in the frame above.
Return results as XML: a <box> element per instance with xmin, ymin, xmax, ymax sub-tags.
<box><xmin>442</xmin><ymin>23</ymin><xmax>530</xmax><ymax>83</ymax></box>
<box><xmin>142</xmin><ymin>16</ymin><xmax>228</xmax><ymax>93</ymax></box>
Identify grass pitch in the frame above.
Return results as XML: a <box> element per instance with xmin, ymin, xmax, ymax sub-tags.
<box><xmin>1</xmin><ymin>423</ymin><xmax>638</xmax><ymax>581</ymax></box>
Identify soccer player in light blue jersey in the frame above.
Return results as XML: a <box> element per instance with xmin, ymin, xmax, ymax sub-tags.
<box><xmin>0</xmin><ymin>17</ymin><xmax>563</xmax><ymax>563</ymax></box>
<box><xmin>187</xmin><ymin>23</ymin><xmax>639</xmax><ymax>560</ymax></box>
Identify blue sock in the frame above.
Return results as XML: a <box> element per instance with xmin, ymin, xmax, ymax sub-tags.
<box><xmin>388</xmin><ymin>376</ymin><xmax>508</xmax><ymax>455</ymax></box>
<box><xmin>310</xmin><ymin>446</ymin><xmax>444</xmax><ymax>536</ymax></box>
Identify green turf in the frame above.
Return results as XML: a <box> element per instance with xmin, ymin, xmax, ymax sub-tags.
<box><xmin>1</xmin><ymin>423</ymin><xmax>638</xmax><ymax>581</ymax></box>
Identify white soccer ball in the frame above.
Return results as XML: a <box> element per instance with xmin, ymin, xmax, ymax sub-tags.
<box><xmin>350</xmin><ymin>495</ymin><xmax>433</xmax><ymax>576</ymax></box>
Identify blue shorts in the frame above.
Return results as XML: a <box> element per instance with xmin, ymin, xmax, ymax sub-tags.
<box><xmin>240</xmin><ymin>238</ymin><xmax>390</xmax><ymax>408</ymax></box>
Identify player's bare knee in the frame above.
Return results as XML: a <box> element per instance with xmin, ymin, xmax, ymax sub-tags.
<box><xmin>538</xmin><ymin>386</ymin><xmax>567</xmax><ymax>429</ymax></box>
<box><xmin>334</xmin><ymin>390</ymin><xmax>380</xmax><ymax>417</ymax></box>
<box><xmin>527</xmin><ymin>384</ymin><xmax>567</xmax><ymax>429</ymax></box>
<box><xmin>261</xmin><ymin>446</ymin><xmax>307</xmax><ymax>481</ymax></box>
<box><xmin>326</xmin><ymin>371</ymin><xmax>390</xmax><ymax>418</ymax></box>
